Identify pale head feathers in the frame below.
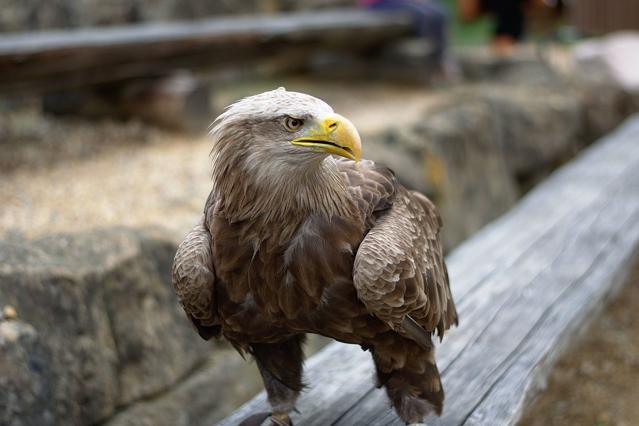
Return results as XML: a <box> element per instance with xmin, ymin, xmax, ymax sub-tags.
<box><xmin>209</xmin><ymin>88</ymin><xmax>356</xmax><ymax>223</ymax></box>
<box><xmin>213</xmin><ymin>88</ymin><xmax>333</xmax><ymax>126</ymax></box>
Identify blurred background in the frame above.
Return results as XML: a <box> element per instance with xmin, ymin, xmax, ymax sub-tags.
<box><xmin>1</xmin><ymin>1</ymin><xmax>639</xmax><ymax>425</ymax></box>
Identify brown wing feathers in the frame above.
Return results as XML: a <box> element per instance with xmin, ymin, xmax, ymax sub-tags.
<box><xmin>351</xmin><ymin>163</ymin><xmax>457</xmax><ymax>347</ymax></box>
<box><xmin>171</xmin><ymin>216</ymin><xmax>220</xmax><ymax>340</ymax></box>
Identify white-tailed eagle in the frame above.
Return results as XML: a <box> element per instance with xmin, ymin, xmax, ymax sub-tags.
<box><xmin>172</xmin><ymin>88</ymin><xmax>457</xmax><ymax>425</ymax></box>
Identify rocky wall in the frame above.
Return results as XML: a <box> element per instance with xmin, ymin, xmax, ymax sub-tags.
<box><xmin>0</xmin><ymin>228</ymin><xmax>211</xmax><ymax>426</ymax></box>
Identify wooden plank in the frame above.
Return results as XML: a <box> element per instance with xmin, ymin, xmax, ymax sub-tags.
<box><xmin>220</xmin><ymin>115</ymin><xmax>639</xmax><ymax>426</ymax></box>
<box><xmin>435</xmin><ymin>184</ymin><xmax>639</xmax><ymax>425</ymax></box>
<box><xmin>0</xmin><ymin>10</ymin><xmax>410</xmax><ymax>55</ymax></box>
<box><xmin>0</xmin><ymin>9</ymin><xmax>412</xmax><ymax>92</ymax></box>
<box><xmin>465</xmin><ymin>220</ymin><xmax>639</xmax><ymax>425</ymax></box>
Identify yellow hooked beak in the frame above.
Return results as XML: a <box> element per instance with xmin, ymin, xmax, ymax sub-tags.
<box><xmin>291</xmin><ymin>113</ymin><xmax>362</xmax><ymax>161</ymax></box>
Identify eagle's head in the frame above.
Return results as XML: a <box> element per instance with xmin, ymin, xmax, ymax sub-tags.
<box><xmin>211</xmin><ymin>87</ymin><xmax>361</xmax><ymax>164</ymax></box>
<box><xmin>209</xmin><ymin>88</ymin><xmax>362</xmax><ymax>220</ymax></box>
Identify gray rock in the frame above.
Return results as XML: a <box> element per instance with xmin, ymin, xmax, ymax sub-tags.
<box><xmin>575</xmin><ymin>79</ymin><xmax>631</xmax><ymax>144</ymax></box>
<box><xmin>458</xmin><ymin>44</ymin><xmax>634</xmax><ymax>146</ymax></box>
<box><xmin>0</xmin><ymin>237</ymin><xmax>119</xmax><ymax>425</ymax></box>
<box><xmin>104</xmin><ymin>335</ymin><xmax>331</xmax><ymax>426</ymax></box>
<box><xmin>0</xmin><ymin>227</ymin><xmax>209</xmax><ymax>426</ymax></box>
<box><xmin>457</xmin><ymin>46</ymin><xmax>562</xmax><ymax>87</ymax></box>
<box><xmin>0</xmin><ymin>319</ymin><xmax>56</xmax><ymax>426</ymax></box>
<box><xmin>105</xmin><ymin>349</ymin><xmax>261</xmax><ymax>426</ymax></box>
<box><xmin>469</xmin><ymin>85</ymin><xmax>583</xmax><ymax>177</ymax></box>
<box><xmin>415</xmin><ymin>95</ymin><xmax>520</xmax><ymax>249</ymax></box>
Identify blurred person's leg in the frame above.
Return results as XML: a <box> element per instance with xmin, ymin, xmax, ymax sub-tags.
<box><xmin>486</xmin><ymin>0</ymin><xmax>528</xmax><ymax>55</ymax></box>
<box><xmin>458</xmin><ymin>0</ymin><xmax>528</xmax><ymax>55</ymax></box>
<box><xmin>412</xmin><ymin>0</ymin><xmax>448</xmax><ymax>63</ymax></box>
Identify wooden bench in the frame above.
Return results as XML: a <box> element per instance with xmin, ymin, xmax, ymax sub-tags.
<box><xmin>220</xmin><ymin>115</ymin><xmax>639</xmax><ymax>425</ymax></box>
<box><xmin>0</xmin><ymin>9</ymin><xmax>414</xmax><ymax>130</ymax></box>
<box><xmin>0</xmin><ymin>9</ymin><xmax>412</xmax><ymax>93</ymax></box>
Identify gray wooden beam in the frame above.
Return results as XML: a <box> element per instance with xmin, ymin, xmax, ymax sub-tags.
<box><xmin>220</xmin><ymin>116</ymin><xmax>639</xmax><ymax>426</ymax></box>
<box><xmin>0</xmin><ymin>9</ymin><xmax>412</xmax><ymax>93</ymax></box>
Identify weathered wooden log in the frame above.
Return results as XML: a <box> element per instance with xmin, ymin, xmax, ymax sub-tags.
<box><xmin>0</xmin><ymin>9</ymin><xmax>412</xmax><ymax>93</ymax></box>
<box><xmin>220</xmin><ymin>115</ymin><xmax>639</xmax><ymax>425</ymax></box>
<box><xmin>42</xmin><ymin>71</ymin><xmax>212</xmax><ymax>132</ymax></box>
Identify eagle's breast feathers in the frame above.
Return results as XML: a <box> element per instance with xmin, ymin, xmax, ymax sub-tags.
<box><xmin>172</xmin><ymin>158</ymin><xmax>457</xmax><ymax>348</ymax></box>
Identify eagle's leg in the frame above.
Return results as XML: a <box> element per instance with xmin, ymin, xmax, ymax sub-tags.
<box><xmin>250</xmin><ymin>334</ymin><xmax>306</xmax><ymax>426</ymax></box>
<box><xmin>372</xmin><ymin>337</ymin><xmax>443</xmax><ymax>425</ymax></box>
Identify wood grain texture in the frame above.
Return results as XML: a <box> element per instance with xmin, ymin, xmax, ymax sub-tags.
<box><xmin>0</xmin><ymin>9</ymin><xmax>412</xmax><ymax>92</ymax></box>
<box><xmin>220</xmin><ymin>115</ymin><xmax>639</xmax><ymax>426</ymax></box>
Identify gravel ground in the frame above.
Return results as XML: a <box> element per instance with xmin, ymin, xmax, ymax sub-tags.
<box><xmin>0</xmin><ymin>79</ymin><xmax>442</xmax><ymax>240</ymax></box>
<box><xmin>519</xmin><ymin>262</ymin><xmax>639</xmax><ymax>426</ymax></box>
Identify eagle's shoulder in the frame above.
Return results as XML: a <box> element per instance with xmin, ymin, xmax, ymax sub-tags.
<box><xmin>336</xmin><ymin>158</ymin><xmax>397</xmax><ymax>223</ymax></box>
<box><xmin>348</xmin><ymin>159</ymin><xmax>458</xmax><ymax>344</ymax></box>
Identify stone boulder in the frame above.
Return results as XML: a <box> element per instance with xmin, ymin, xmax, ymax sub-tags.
<box><xmin>457</xmin><ymin>46</ymin><xmax>563</xmax><ymax>87</ymax></box>
<box><xmin>362</xmin><ymin>82</ymin><xmax>586</xmax><ymax>249</ymax></box>
<box><xmin>468</xmin><ymin>85</ymin><xmax>583</xmax><ymax>178</ymax></box>
<box><xmin>0</xmin><ymin>318</ymin><xmax>56</xmax><ymax>426</ymax></box>
<box><xmin>102</xmin><ymin>333</ymin><xmax>331</xmax><ymax>426</ymax></box>
<box><xmin>105</xmin><ymin>348</ymin><xmax>261</xmax><ymax>426</ymax></box>
<box><xmin>458</xmin><ymin>44</ymin><xmax>635</xmax><ymax>144</ymax></box>
<box><xmin>417</xmin><ymin>96</ymin><xmax>521</xmax><ymax>249</ymax></box>
<box><xmin>575</xmin><ymin>79</ymin><xmax>631</xmax><ymax>144</ymax></box>
<box><xmin>0</xmin><ymin>227</ymin><xmax>210</xmax><ymax>426</ymax></box>
<box><xmin>572</xmin><ymin>33</ymin><xmax>639</xmax><ymax>139</ymax></box>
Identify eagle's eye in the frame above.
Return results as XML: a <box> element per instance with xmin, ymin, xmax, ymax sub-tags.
<box><xmin>284</xmin><ymin>117</ymin><xmax>305</xmax><ymax>132</ymax></box>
